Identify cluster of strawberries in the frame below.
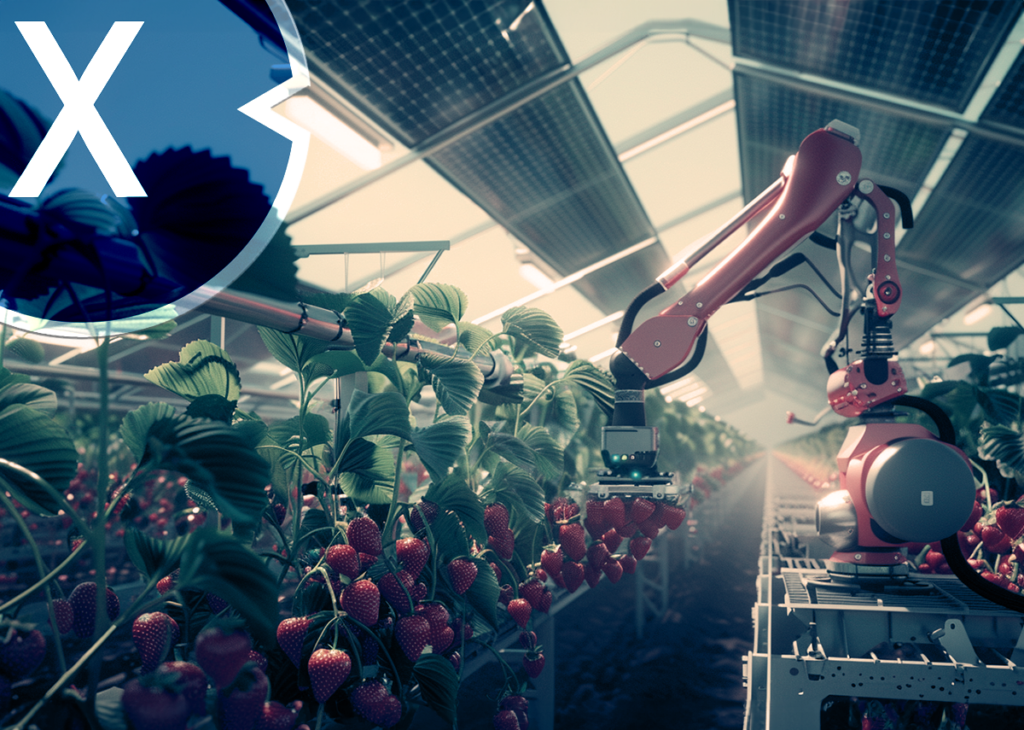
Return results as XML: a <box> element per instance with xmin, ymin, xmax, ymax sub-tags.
<box><xmin>775</xmin><ymin>452</ymin><xmax>840</xmax><ymax>490</ymax></box>
<box><xmin>914</xmin><ymin>488</ymin><xmax>1024</xmax><ymax>592</ymax></box>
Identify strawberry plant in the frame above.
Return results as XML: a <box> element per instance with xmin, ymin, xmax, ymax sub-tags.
<box><xmin>0</xmin><ymin>278</ymin><xmax>755</xmax><ymax>730</ymax></box>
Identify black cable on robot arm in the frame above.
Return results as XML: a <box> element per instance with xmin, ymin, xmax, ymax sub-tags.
<box><xmin>646</xmin><ymin>326</ymin><xmax>708</xmax><ymax>389</ymax></box>
<box><xmin>878</xmin><ymin>186</ymin><xmax>914</xmax><ymax>229</ymax></box>
<box><xmin>894</xmin><ymin>394</ymin><xmax>1024</xmax><ymax>613</ymax></box>
<box><xmin>617</xmin><ymin>282</ymin><xmax>665</xmax><ymax>348</ymax></box>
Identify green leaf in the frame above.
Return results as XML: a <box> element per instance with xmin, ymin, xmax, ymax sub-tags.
<box><xmin>562</xmin><ymin>360</ymin><xmax>615</xmax><ymax>416</ymax></box>
<box><xmin>0</xmin><ymin>405</ymin><xmax>77</xmax><ymax>515</ymax></box>
<box><xmin>268</xmin><ymin>414</ymin><xmax>333</xmax><ymax>451</ymax></box>
<box><xmin>94</xmin><ymin>687</ymin><xmax>127</xmax><ymax>730</ymax></box>
<box><xmin>419</xmin><ymin>352</ymin><xmax>484</xmax><ymax>416</ymax></box>
<box><xmin>501</xmin><ymin>306</ymin><xmax>563</xmax><ymax>357</ymax></box>
<box><xmin>337</xmin><ymin>438</ymin><xmax>394</xmax><ymax>505</ymax></box>
<box><xmin>409</xmin><ymin>283</ymin><xmax>469</xmax><ymax>332</ymax></box>
<box><xmin>4</xmin><ymin>337</ymin><xmax>45</xmax><ymax>364</ymax></box>
<box><xmin>410</xmin><ymin>416</ymin><xmax>472</xmax><ymax>482</ymax></box>
<box><xmin>139</xmin><ymin>416</ymin><xmax>271</xmax><ymax>529</ymax></box>
<box><xmin>298</xmin><ymin>508</ymin><xmax>333</xmax><ymax>549</ymax></box>
<box><xmin>947</xmin><ymin>353</ymin><xmax>1000</xmax><ymax>385</ymax></box>
<box><xmin>989</xmin><ymin>326</ymin><xmax>1024</xmax><ymax>351</ymax></box>
<box><xmin>185</xmin><ymin>394</ymin><xmax>236</xmax><ymax>423</ymax></box>
<box><xmin>425</xmin><ymin>470</ymin><xmax>487</xmax><ymax>548</ymax></box>
<box><xmin>978</xmin><ymin>423</ymin><xmax>1024</xmax><ymax>475</ymax></box>
<box><xmin>488</xmin><ymin>462</ymin><xmax>545</xmax><ymax>523</ymax></box>
<box><xmin>144</xmin><ymin>340</ymin><xmax>241</xmax><ymax>402</ymax></box>
<box><xmin>428</xmin><ymin>509</ymin><xmax>470</xmax><ymax>562</ymax></box>
<box><xmin>458</xmin><ymin>323</ymin><xmax>495</xmax><ymax>356</ymax></box>
<box><xmin>0</xmin><ymin>367</ymin><xmax>30</xmax><ymax>390</ymax></box>
<box><xmin>177</xmin><ymin>527</ymin><xmax>279</xmax><ymax>645</ymax></box>
<box><xmin>413</xmin><ymin>653</ymin><xmax>460</xmax><ymax>724</ymax></box>
<box><xmin>518</xmin><ymin>424</ymin><xmax>564</xmax><ymax>482</ymax></box>
<box><xmin>344</xmin><ymin>294</ymin><xmax>394</xmax><ymax>365</ymax></box>
<box><xmin>464</xmin><ymin>555</ymin><xmax>500</xmax><ymax>630</ymax></box>
<box><xmin>976</xmin><ymin>387</ymin><xmax>1024</xmax><ymax>427</ymax></box>
<box><xmin>486</xmin><ymin>432</ymin><xmax>536</xmax><ymax>473</ymax></box>
<box><xmin>0</xmin><ymin>382</ymin><xmax>58</xmax><ymax>415</ymax></box>
<box><xmin>346</xmin><ymin>390</ymin><xmax>412</xmax><ymax>441</ymax></box>
<box><xmin>919</xmin><ymin>381</ymin><xmax>963</xmax><ymax>399</ymax></box>
<box><xmin>120</xmin><ymin>402</ymin><xmax>179</xmax><ymax>463</ymax></box>
<box><xmin>257</xmin><ymin>326</ymin><xmax>329</xmax><ymax>375</ymax></box>
<box><xmin>307</xmin><ymin>350</ymin><xmax>368</xmax><ymax>378</ymax></box>
<box><xmin>233</xmin><ymin>420</ymin><xmax>269</xmax><ymax>450</ymax></box>
<box><xmin>124</xmin><ymin>529</ymin><xmax>189</xmax><ymax>580</ymax></box>
<box><xmin>550</xmin><ymin>386</ymin><xmax>580</xmax><ymax>436</ymax></box>
<box><xmin>388</xmin><ymin>308</ymin><xmax>416</xmax><ymax>345</ymax></box>
<box><xmin>300</xmin><ymin>290</ymin><xmax>354</xmax><ymax>313</ymax></box>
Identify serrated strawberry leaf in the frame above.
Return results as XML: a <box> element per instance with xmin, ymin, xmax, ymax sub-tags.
<box><xmin>144</xmin><ymin>339</ymin><xmax>241</xmax><ymax>402</ymax></box>
<box><xmin>488</xmin><ymin>462</ymin><xmax>545</xmax><ymax>524</ymax></box>
<box><xmin>484</xmin><ymin>432</ymin><xmax>535</xmax><ymax>473</ymax></box>
<box><xmin>411</xmin><ymin>416</ymin><xmax>472</xmax><ymax>483</ymax></box>
<box><xmin>419</xmin><ymin>351</ymin><xmax>484</xmax><ymax>416</ymax></box>
<box><xmin>184</xmin><ymin>393</ymin><xmax>235</xmax><ymax>423</ymax></box>
<box><xmin>550</xmin><ymin>386</ymin><xmax>580</xmax><ymax>436</ymax></box>
<box><xmin>425</xmin><ymin>470</ymin><xmax>487</xmax><ymax>547</ymax></box>
<box><xmin>0</xmin><ymin>367</ymin><xmax>30</xmax><ymax>390</ymax></box>
<box><xmin>518</xmin><ymin>424</ymin><xmax>564</xmax><ymax>483</ymax></box>
<box><xmin>562</xmin><ymin>360</ymin><xmax>615</xmax><ymax>416</ymax></box>
<box><xmin>409</xmin><ymin>283</ymin><xmax>469</xmax><ymax>332</ymax></box>
<box><xmin>501</xmin><ymin>306</ymin><xmax>562</xmax><ymax>357</ymax></box>
<box><xmin>978</xmin><ymin>423</ymin><xmax>1024</xmax><ymax>475</ymax></box>
<box><xmin>337</xmin><ymin>438</ymin><xmax>395</xmax><ymax>505</ymax></box>
<box><xmin>257</xmin><ymin>326</ymin><xmax>329</xmax><ymax>375</ymax></box>
<box><xmin>458</xmin><ymin>322</ymin><xmax>495</xmax><ymax>355</ymax></box>
<box><xmin>413</xmin><ymin>654</ymin><xmax>459</xmax><ymax>724</ymax></box>
<box><xmin>430</xmin><ymin>509</ymin><xmax>470</xmax><ymax>563</ymax></box>
<box><xmin>124</xmin><ymin>528</ymin><xmax>189</xmax><ymax>580</ymax></box>
<box><xmin>0</xmin><ymin>404</ymin><xmax>77</xmax><ymax>515</ymax></box>
<box><xmin>344</xmin><ymin>293</ymin><xmax>394</xmax><ymax>366</ymax></box>
<box><xmin>0</xmin><ymin>382</ymin><xmax>58</xmax><ymax>415</ymax></box>
<box><xmin>120</xmin><ymin>402</ymin><xmax>179</xmax><ymax>462</ymax></box>
<box><xmin>976</xmin><ymin>387</ymin><xmax>1024</xmax><ymax>427</ymax></box>
<box><xmin>177</xmin><ymin>526</ymin><xmax>278</xmax><ymax>645</ymax></box>
<box><xmin>989</xmin><ymin>325</ymin><xmax>1024</xmax><ymax>352</ymax></box>
<box><xmin>345</xmin><ymin>390</ymin><xmax>412</xmax><ymax>441</ymax></box>
<box><xmin>464</xmin><ymin>555</ymin><xmax>500</xmax><ymax>630</ymax></box>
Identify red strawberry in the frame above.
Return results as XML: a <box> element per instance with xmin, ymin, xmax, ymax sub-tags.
<box><xmin>53</xmin><ymin>598</ymin><xmax>74</xmax><ymax>634</ymax></box>
<box><xmin>68</xmin><ymin>581</ymin><xmax>120</xmax><ymax>638</ymax></box>
<box><xmin>620</xmin><ymin>554</ymin><xmax>638</xmax><ymax>574</ymax></box>
<box><xmin>358</xmin><ymin>552</ymin><xmax>378</xmax><ymax>570</ymax></box>
<box><xmin>981</xmin><ymin>525</ymin><xmax>1013</xmax><ymax>554</ymax></box>
<box><xmin>276</xmin><ymin>616</ymin><xmax>311</xmax><ymax>669</ymax></box>
<box><xmin>416</xmin><ymin>603</ymin><xmax>452</xmax><ymax>650</ymax></box>
<box><xmin>583</xmin><ymin>515</ymin><xmax>606</xmax><ymax>540</ymax></box>
<box><xmin>219</xmin><ymin>666</ymin><xmax>269</xmax><ymax>730</ymax></box>
<box><xmin>637</xmin><ymin>518</ymin><xmax>660</xmax><ymax>540</ymax></box>
<box><xmin>491</xmin><ymin>561</ymin><xmax>502</xmax><ymax>583</ymax></box>
<box><xmin>562</xmin><ymin>502</ymin><xmax>580</xmax><ymax>521</ymax></box>
<box><xmin>122</xmin><ymin>672</ymin><xmax>191</xmax><ymax>730</ymax></box>
<box><xmin>519</xmin><ymin>579</ymin><xmax>544</xmax><ymax>610</ymax></box>
<box><xmin>603</xmin><ymin>497</ymin><xmax>627</xmax><ymax>530</ymax></box>
<box><xmin>343</xmin><ymin>579</ymin><xmax>381</xmax><ymax>626</ymax></box>
<box><xmin>156</xmin><ymin>661</ymin><xmax>207</xmax><ymax>716</ymax></box>
<box><xmin>494</xmin><ymin>709</ymin><xmax>521</xmax><ymax>730</ymax></box>
<box><xmin>207</xmin><ymin>593</ymin><xmax>229</xmax><ymax>614</ymax></box>
<box><xmin>347</xmin><ymin>516</ymin><xmax>383</xmax><ymax>556</ymax></box>
<box><xmin>484</xmin><ymin>502</ymin><xmax>510</xmax><ymax>535</ymax></box>
<box><xmin>603</xmin><ymin>559</ymin><xmax>624</xmax><ymax>584</ymax></box>
<box><xmin>586</xmin><ymin>541</ymin><xmax>610</xmax><ymax>568</ymax></box>
<box><xmin>194</xmin><ymin>625</ymin><xmax>251</xmax><ymax>689</ymax></box>
<box><xmin>350</xmin><ymin>680</ymin><xmax>403</xmax><ymax>728</ymax></box>
<box><xmin>409</xmin><ymin>500</ymin><xmax>439</xmax><ymax>533</ymax></box>
<box><xmin>448</xmin><ymin>559</ymin><xmax>478</xmax><ymax>594</ymax></box>
<box><xmin>649</xmin><ymin>502</ymin><xmax>668</xmax><ymax>529</ymax></box>
<box><xmin>501</xmin><ymin>695</ymin><xmax>529</xmax><ymax>730</ymax></box>
<box><xmin>962</xmin><ymin>501</ymin><xmax>983</xmax><ymax>531</ymax></box>
<box><xmin>255</xmin><ymin>700</ymin><xmax>303</xmax><ymax>730</ymax></box>
<box><xmin>395</xmin><ymin>615</ymin><xmax>431</xmax><ymax>661</ymax></box>
<box><xmin>0</xmin><ymin>628</ymin><xmax>45</xmax><ymax>676</ymax></box>
<box><xmin>133</xmin><ymin>612</ymin><xmax>179</xmax><ymax>673</ymax></box>
<box><xmin>488</xmin><ymin>528</ymin><xmax>516</xmax><ymax>561</ymax></box>
<box><xmin>548</xmin><ymin>497</ymin><xmax>569</xmax><ymax>523</ymax></box>
<box><xmin>559</xmin><ymin>523</ymin><xmax>586</xmax><ymax>562</ymax></box>
<box><xmin>507</xmin><ymin>598</ymin><xmax>531</xmax><ymax>629</ymax></box>
<box><xmin>325</xmin><ymin>544</ymin><xmax>361</xmax><ymax>579</ymax></box>
<box><xmin>308</xmin><ymin>648</ymin><xmax>351</xmax><ymax>702</ymax></box>
<box><xmin>379</xmin><ymin>569</ymin><xmax>416</xmax><ymax>613</ymax></box>
<box><xmin>561</xmin><ymin>561</ymin><xmax>585</xmax><ymax>593</ymax></box>
<box><xmin>662</xmin><ymin>504</ymin><xmax>686</xmax><ymax>530</ymax></box>
<box><xmin>156</xmin><ymin>570</ymin><xmax>178</xmax><ymax>595</ymax></box>
<box><xmin>535</xmin><ymin>568</ymin><xmax>547</xmax><ymax>583</ymax></box>
<box><xmin>630</xmin><ymin>498</ymin><xmax>656</xmax><ymax>524</ymax></box>
<box><xmin>537</xmin><ymin>589</ymin><xmax>552</xmax><ymax>614</ymax></box>
<box><xmin>499</xmin><ymin>584</ymin><xmax>514</xmax><ymax>605</ymax></box>
<box><xmin>585</xmin><ymin>499</ymin><xmax>606</xmax><ymax>524</ymax></box>
<box><xmin>630</xmin><ymin>536</ymin><xmax>653</xmax><ymax>560</ymax></box>
<box><xmin>584</xmin><ymin>562</ymin><xmax>602</xmax><ymax>588</ymax></box>
<box><xmin>540</xmin><ymin>548</ymin><xmax>563</xmax><ymax>578</ymax></box>
<box><xmin>601</xmin><ymin>528</ymin><xmax>623</xmax><ymax>553</ymax></box>
<box><xmin>615</xmin><ymin>521</ymin><xmax>637</xmax><ymax>540</ymax></box>
<box><xmin>518</xmin><ymin>631</ymin><xmax>537</xmax><ymax>649</ymax></box>
<box><xmin>522</xmin><ymin>650</ymin><xmax>545</xmax><ymax>678</ymax></box>
<box><xmin>248</xmin><ymin>650</ymin><xmax>268</xmax><ymax>673</ymax></box>
<box><xmin>996</xmin><ymin>506</ymin><xmax>1024</xmax><ymax>540</ymax></box>
<box><xmin>396</xmin><ymin>537</ymin><xmax>429</xmax><ymax>579</ymax></box>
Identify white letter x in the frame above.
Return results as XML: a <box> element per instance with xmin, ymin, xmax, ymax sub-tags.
<box><xmin>10</xmin><ymin>21</ymin><xmax>146</xmax><ymax>198</ymax></box>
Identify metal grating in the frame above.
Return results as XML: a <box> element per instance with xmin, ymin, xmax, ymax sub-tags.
<box><xmin>284</xmin><ymin>0</ymin><xmax>666</xmax><ymax>311</ymax></box>
<box><xmin>729</xmin><ymin>0</ymin><xmax>1022</xmax><ymax>113</ymax></box>
<box><xmin>898</xmin><ymin>135</ymin><xmax>1024</xmax><ymax>288</ymax></box>
<box><xmin>782</xmin><ymin>571</ymin><xmax>1007</xmax><ymax>613</ymax></box>
<box><xmin>981</xmin><ymin>47</ymin><xmax>1024</xmax><ymax>130</ymax></box>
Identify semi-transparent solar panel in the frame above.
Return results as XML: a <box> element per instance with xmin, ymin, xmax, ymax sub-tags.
<box><xmin>729</xmin><ymin>0</ymin><xmax>1021</xmax><ymax>113</ymax></box>
<box><xmin>981</xmin><ymin>51</ymin><xmax>1024</xmax><ymax>130</ymax></box>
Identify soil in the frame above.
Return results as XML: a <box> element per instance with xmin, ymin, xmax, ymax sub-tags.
<box><xmin>410</xmin><ymin>458</ymin><xmax>766</xmax><ymax>730</ymax></box>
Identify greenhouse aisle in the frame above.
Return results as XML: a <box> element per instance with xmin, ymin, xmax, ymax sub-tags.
<box><xmin>411</xmin><ymin>458</ymin><xmax>767</xmax><ymax>729</ymax></box>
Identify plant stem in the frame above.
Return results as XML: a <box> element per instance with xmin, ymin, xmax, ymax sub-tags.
<box><xmin>381</xmin><ymin>442</ymin><xmax>406</xmax><ymax>547</ymax></box>
<box><xmin>0</xmin><ymin>543</ymin><xmax>87</xmax><ymax>614</ymax></box>
<box><xmin>346</xmin><ymin>616</ymin><xmax>403</xmax><ymax>700</ymax></box>
<box><xmin>86</xmin><ymin>336</ymin><xmax>111</xmax><ymax>717</ymax></box>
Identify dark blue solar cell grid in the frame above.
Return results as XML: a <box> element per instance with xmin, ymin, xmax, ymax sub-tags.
<box><xmin>734</xmin><ymin>71</ymin><xmax>951</xmax><ymax>203</ymax></box>
<box><xmin>729</xmin><ymin>0</ymin><xmax>1022</xmax><ymax>113</ymax></box>
<box><xmin>290</xmin><ymin>0</ymin><xmax>563</xmax><ymax>146</ymax></box>
<box><xmin>981</xmin><ymin>49</ymin><xmax>1024</xmax><ymax>130</ymax></box>
<box><xmin>897</xmin><ymin>135</ymin><xmax>1024</xmax><ymax>287</ymax></box>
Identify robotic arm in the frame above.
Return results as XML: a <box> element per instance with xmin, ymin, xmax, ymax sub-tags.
<box><xmin>598</xmin><ymin>120</ymin><xmax>991</xmax><ymax>596</ymax></box>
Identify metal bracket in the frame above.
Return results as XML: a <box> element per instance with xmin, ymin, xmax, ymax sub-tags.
<box><xmin>929</xmin><ymin>618</ymin><xmax>980</xmax><ymax>666</ymax></box>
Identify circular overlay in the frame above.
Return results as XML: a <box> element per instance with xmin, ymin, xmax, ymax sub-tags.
<box><xmin>0</xmin><ymin>0</ymin><xmax>308</xmax><ymax>337</ymax></box>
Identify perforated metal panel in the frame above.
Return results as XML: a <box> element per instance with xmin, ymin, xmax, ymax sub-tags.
<box><xmin>729</xmin><ymin>0</ymin><xmax>1022</xmax><ymax>113</ymax></box>
<box><xmin>981</xmin><ymin>49</ymin><xmax>1024</xmax><ymax>130</ymax></box>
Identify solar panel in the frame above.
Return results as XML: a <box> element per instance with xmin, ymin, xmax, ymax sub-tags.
<box><xmin>981</xmin><ymin>49</ymin><xmax>1024</xmax><ymax>130</ymax></box>
<box><xmin>729</xmin><ymin>0</ymin><xmax>1022</xmax><ymax>113</ymax></box>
